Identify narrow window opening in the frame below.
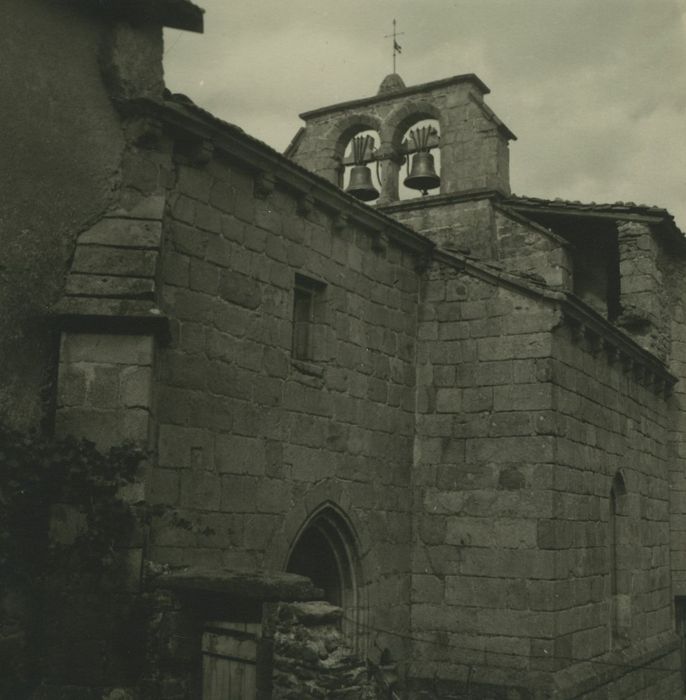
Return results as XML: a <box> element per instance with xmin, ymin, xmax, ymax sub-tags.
<box><xmin>292</xmin><ymin>286</ymin><xmax>313</xmax><ymax>360</ymax></box>
<box><xmin>609</xmin><ymin>470</ymin><xmax>629</xmax><ymax>649</ymax></box>
<box><xmin>675</xmin><ymin>597</ymin><xmax>686</xmax><ymax>692</ymax></box>
<box><xmin>609</xmin><ymin>487</ymin><xmax>619</xmax><ymax>634</ymax></box>
<box><xmin>292</xmin><ymin>274</ymin><xmax>325</xmax><ymax>362</ymax></box>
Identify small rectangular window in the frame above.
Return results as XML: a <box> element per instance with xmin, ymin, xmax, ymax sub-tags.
<box><xmin>292</xmin><ymin>274</ymin><xmax>325</xmax><ymax>361</ymax></box>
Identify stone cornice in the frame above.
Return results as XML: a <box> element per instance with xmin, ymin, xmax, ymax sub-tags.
<box><xmin>432</xmin><ymin>248</ymin><xmax>676</xmax><ymax>397</ymax></box>
<box><xmin>377</xmin><ymin>188</ymin><xmax>505</xmax><ymax>214</ymax></box>
<box><xmin>298</xmin><ymin>74</ymin><xmax>491</xmax><ymax>121</ymax></box>
<box><xmin>129</xmin><ymin>97</ymin><xmax>436</xmax><ymax>258</ymax></box>
<box><xmin>559</xmin><ymin>295</ymin><xmax>677</xmax><ymax>396</ymax></box>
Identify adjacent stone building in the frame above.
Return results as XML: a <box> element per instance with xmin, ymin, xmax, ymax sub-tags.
<box><xmin>3</xmin><ymin>1</ymin><xmax>686</xmax><ymax>698</ymax></box>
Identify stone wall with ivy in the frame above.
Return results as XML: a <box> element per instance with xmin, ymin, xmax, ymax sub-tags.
<box><xmin>0</xmin><ymin>424</ymin><xmax>145</xmax><ymax>698</ymax></box>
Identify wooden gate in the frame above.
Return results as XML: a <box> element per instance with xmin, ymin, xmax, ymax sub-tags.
<box><xmin>202</xmin><ymin>621</ymin><xmax>260</xmax><ymax>699</ymax></box>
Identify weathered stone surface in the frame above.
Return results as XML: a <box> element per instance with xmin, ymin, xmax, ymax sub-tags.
<box><xmin>11</xmin><ymin>12</ymin><xmax>685</xmax><ymax>698</ymax></box>
<box><xmin>79</xmin><ymin>218</ymin><xmax>162</xmax><ymax>248</ymax></box>
<box><xmin>269</xmin><ymin>601</ymin><xmax>378</xmax><ymax>700</ymax></box>
<box><xmin>151</xmin><ymin>567</ymin><xmax>322</xmax><ymax>601</ymax></box>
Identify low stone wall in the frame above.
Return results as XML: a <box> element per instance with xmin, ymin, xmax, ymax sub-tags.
<box><xmin>268</xmin><ymin>601</ymin><xmax>378</xmax><ymax>700</ymax></box>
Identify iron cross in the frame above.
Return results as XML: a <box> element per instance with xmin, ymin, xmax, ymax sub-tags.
<box><xmin>384</xmin><ymin>19</ymin><xmax>405</xmax><ymax>74</ymax></box>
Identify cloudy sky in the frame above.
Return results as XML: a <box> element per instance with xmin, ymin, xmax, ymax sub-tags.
<box><xmin>164</xmin><ymin>0</ymin><xmax>686</xmax><ymax>227</ymax></box>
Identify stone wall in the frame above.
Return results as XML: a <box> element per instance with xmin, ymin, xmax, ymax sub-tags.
<box><xmin>268</xmin><ymin>601</ymin><xmax>377</xmax><ymax>699</ymax></box>
<box><xmin>494</xmin><ymin>208</ymin><xmax>572</xmax><ymax>290</ymax></box>
<box><xmin>617</xmin><ymin>221</ymin><xmax>671</xmax><ymax>361</ymax></box>
<box><xmin>409</xmin><ymin>257</ymin><xmax>682</xmax><ymax>697</ymax></box>
<box><xmin>381</xmin><ymin>196</ymin><xmax>574</xmax><ymax>291</ymax></box>
<box><xmin>56</xmin><ymin>333</ymin><xmax>154</xmax><ymax>450</ymax></box>
<box><xmin>539</xmin><ymin>317</ymin><xmax>680</xmax><ymax>697</ymax></box>
<box><xmin>664</xmin><ymin>257</ymin><xmax>686</xmax><ymax>602</ymax></box>
<box><xmin>411</xmin><ymin>261</ymin><xmax>560</xmax><ymax>694</ymax></box>
<box><xmin>0</xmin><ymin>0</ymin><xmax>127</xmax><ymax>430</ymax></box>
<box><xmin>380</xmin><ymin>196</ymin><xmax>496</xmax><ymax>259</ymax></box>
<box><xmin>148</xmin><ymin>145</ymin><xmax>423</xmax><ymax>661</ymax></box>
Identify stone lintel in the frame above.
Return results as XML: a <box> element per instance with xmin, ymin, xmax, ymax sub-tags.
<box><xmin>54</xmin><ymin>304</ymin><xmax>170</xmax><ymax>342</ymax></box>
<box><xmin>151</xmin><ymin>567</ymin><xmax>323</xmax><ymax>602</ymax></box>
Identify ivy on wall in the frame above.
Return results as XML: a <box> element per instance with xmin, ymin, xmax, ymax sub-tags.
<box><xmin>0</xmin><ymin>424</ymin><xmax>143</xmax><ymax>578</ymax></box>
<box><xmin>0</xmin><ymin>424</ymin><xmax>145</xmax><ymax>695</ymax></box>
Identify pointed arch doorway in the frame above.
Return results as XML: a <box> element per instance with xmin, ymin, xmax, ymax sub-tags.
<box><xmin>285</xmin><ymin>505</ymin><xmax>364</xmax><ymax>652</ymax></box>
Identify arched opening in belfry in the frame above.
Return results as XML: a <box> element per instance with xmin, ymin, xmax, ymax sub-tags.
<box><xmin>340</xmin><ymin>129</ymin><xmax>381</xmax><ymax>203</ymax></box>
<box><xmin>398</xmin><ymin>118</ymin><xmax>441</xmax><ymax>200</ymax></box>
<box><xmin>286</xmin><ymin>505</ymin><xmax>363</xmax><ymax>649</ymax></box>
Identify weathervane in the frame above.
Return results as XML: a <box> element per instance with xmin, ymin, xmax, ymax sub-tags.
<box><xmin>384</xmin><ymin>19</ymin><xmax>404</xmax><ymax>74</ymax></box>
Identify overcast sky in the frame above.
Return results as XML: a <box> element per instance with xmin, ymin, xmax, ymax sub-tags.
<box><xmin>164</xmin><ymin>0</ymin><xmax>686</xmax><ymax>228</ymax></box>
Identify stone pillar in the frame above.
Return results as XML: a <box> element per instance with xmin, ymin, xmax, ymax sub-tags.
<box><xmin>56</xmin><ymin>332</ymin><xmax>154</xmax><ymax>450</ymax></box>
<box><xmin>616</xmin><ymin>221</ymin><xmax>667</xmax><ymax>358</ymax></box>
<box><xmin>377</xmin><ymin>146</ymin><xmax>402</xmax><ymax>204</ymax></box>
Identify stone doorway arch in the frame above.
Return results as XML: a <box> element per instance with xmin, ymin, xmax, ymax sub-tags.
<box><xmin>285</xmin><ymin>504</ymin><xmax>364</xmax><ymax>652</ymax></box>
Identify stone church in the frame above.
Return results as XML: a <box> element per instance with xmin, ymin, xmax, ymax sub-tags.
<box><xmin>3</xmin><ymin>0</ymin><xmax>686</xmax><ymax>698</ymax></box>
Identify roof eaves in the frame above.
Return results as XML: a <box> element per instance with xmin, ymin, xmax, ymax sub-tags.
<box><xmin>131</xmin><ymin>96</ymin><xmax>435</xmax><ymax>257</ymax></box>
<box><xmin>506</xmin><ymin>195</ymin><xmax>686</xmax><ymax>248</ymax></box>
<box><xmin>507</xmin><ymin>195</ymin><xmax>668</xmax><ymax>219</ymax></box>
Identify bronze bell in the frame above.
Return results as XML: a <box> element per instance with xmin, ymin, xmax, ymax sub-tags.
<box><xmin>404</xmin><ymin>151</ymin><xmax>440</xmax><ymax>195</ymax></box>
<box><xmin>346</xmin><ymin>165</ymin><xmax>379</xmax><ymax>201</ymax></box>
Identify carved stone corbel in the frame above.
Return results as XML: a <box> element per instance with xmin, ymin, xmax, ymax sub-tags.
<box><xmin>254</xmin><ymin>171</ymin><xmax>276</xmax><ymax>199</ymax></box>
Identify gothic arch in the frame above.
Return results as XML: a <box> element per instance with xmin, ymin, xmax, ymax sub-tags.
<box><xmin>264</xmin><ymin>478</ymin><xmax>372</xmax><ymax>570</ymax></box>
<box><xmin>263</xmin><ymin>479</ymin><xmax>371</xmax><ymax>653</ymax></box>
<box><xmin>285</xmin><ymin>502</ymin><xmax>366</xmax><ymax>650</ymax></box>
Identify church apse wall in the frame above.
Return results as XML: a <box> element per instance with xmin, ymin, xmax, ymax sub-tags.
<box><xmin>408</xmin><ymin>254</ymin><xmax>682</xmax><ymax>697</ymax></box>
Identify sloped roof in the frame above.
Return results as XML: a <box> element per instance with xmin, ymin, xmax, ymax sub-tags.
<box><xmin>505</xmin><ymin>194</ymin><xmax>685</xmax><ymax>245</ymax></box>
<box><xmin>507</xmin><ymin>194</ymin><xmax>674</xmax><ymax>219</ymax></box>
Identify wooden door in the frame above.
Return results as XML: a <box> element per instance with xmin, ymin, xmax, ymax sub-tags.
<box><xmin>202</xmin><ymin>621</ymin><xmax>260</xmax><ymax>699</ymax></box>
